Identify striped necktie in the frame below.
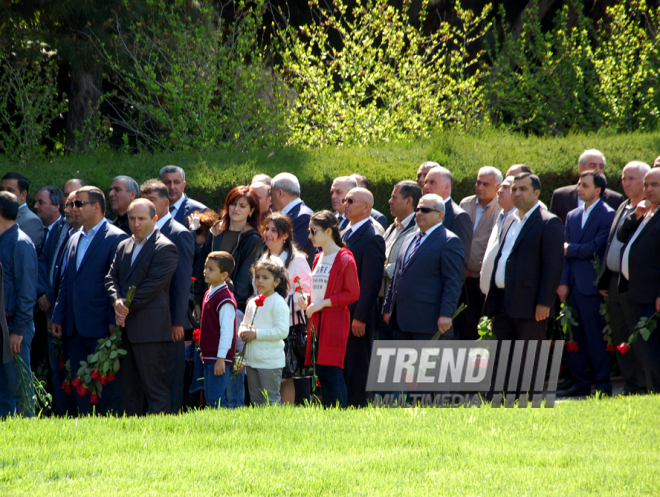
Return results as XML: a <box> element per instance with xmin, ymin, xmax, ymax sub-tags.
<box><xmin>403</xmin><ymin>232</ymin><xmax>426</xmax><ymax>269</ymax></box>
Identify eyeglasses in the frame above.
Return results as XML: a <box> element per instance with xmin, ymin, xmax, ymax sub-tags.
<box><xmin>73</xmin><ymin>200</ymin><xmax>94</xmax><ymax>208</ymax></box>
<box><xmin>415</xmin><ymin>207</ymin><xmax>441</xmax><ymax>214</ymax></box>
<box><xmin>342</xmin><ymin>197</ymin><xmax>365</xmax><ymax>205</ymax></box>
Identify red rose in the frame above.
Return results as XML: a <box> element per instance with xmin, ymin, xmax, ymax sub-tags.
<box><xmin>617</xmin><ymin>343</ymin><xmax>630</xmax><ymax>355</ymax></box>
<box><xmin>59</xmin><ymin>360</ymin><xmax>66</xmax><ymax>371</ymax></box>
<box><xmin>61</xmin><ymin>381</ymin><xmax>73</xmax><ymax>393</ymax></box>
<box><xmin>606</xmin><ymin>343</ymin><xmax>616</xmax><ymax>352</ymax></box>
<box><xmin>91</xmin><ymin>370</ymin><xmax>101</xmax><ymax>381</ymax></box>
<box><xmin>106</xmin><ymin>373</ymin><xmax>116</xmax><ymax>382</ymax></box>
<box><xmin>550</xmin><ymin>341</ymin><xmax>555</xmax><ymax>347</ymax></box>
<box><xmin>89</xmin><ymin>394</ymin><xmax>99</xmax><ymax>404</ymax></box>
<box><xmin>566</xmin><ymin>341</ymin><xmax>579</xmax><ymax>353</ymax></box>
<box><xmin>193</xmin><ymin>328</ymin><xmax>201</xmax><ymax>344</ymax></box>
<box><xmin>71</xmin><ymin>377</ymin><xmax>82</xmax><ymax>388</ymax></box>
<box><xmin>191</xmin><ymin>277</ymin><xmax>197</xmax><ymax>282</ymax></box>
<box><xmin>76</xmin><ymin>384</ymin><xmax>87</xmax><ymax>397</ymax></box>
<box><xmin>255</xmin><ymin>295</ymin><xmax>266</xmax><ymax>307</ymax></box>
<box><xmin>99</xmin><ymin>376</ymin><xmax>107</xmax><ymax>385</ymax></box>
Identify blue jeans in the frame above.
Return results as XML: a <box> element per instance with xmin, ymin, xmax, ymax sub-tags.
<box><xmin>0</xmin><ymin>323</ymin><xmax>35</xmax><ymax>418</ymax></box>
<box><xmin>225</xmin><ymin>360</ymin><xmax>245</xmax><ymax>408</ymax></box>
<box><xmin>203</xmin><ymin>362</ymin><xmax>231</xmax><ymax>408</ymax></box>
<box><xmin>316</xmin><ymin>364</ymin><xmax>347</xmax><ymax>408</ymax></box>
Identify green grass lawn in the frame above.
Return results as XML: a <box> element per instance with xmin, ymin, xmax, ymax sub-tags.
<box><xmin>1</xmin><ymin>395</ymin><xmax>658</xmax><ymax>495</ymax></box>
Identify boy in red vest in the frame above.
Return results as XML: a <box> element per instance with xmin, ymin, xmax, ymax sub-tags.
<box><xmin>200</xmin><ymin>251</ymin><xmax>237</xmax><ymax>408</ymax></box>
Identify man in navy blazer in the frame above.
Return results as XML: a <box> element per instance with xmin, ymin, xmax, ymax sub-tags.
<box><xmin>341</xmin><ymin>188</ymin><xmax>386</xmax><ymax>407</ymax></box>
<box><xmin>51</xmin><ymin>186</ymin><xmax>128</xmax><ymax>415</ymax></box>
<box><xmin>271</xmin><ymin>173</ymin><xmax>316</xmax><ymax>265</ymax></box>
<box><xmin>383</xmin><ymin>193</ymin><xmax>464</xmax><ymax>339</ymax></box>
<box><xmin>141</xmin><ymin>180</ymin><xmax>195</xmax><ymax>413</ymax></box>
<box><xmin>159</xmin><ymin>165</ymin><xmax>208</xmax><ymax>227</ymax></box>
<box><xmin>556</xmin><ymin>172</ymin><xmax>615</xmax><ymax>397</ymax></box>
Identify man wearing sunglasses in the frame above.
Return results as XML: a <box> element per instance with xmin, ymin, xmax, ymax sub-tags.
<box><xmin>383</xmin><ymin>194</ymin><xmax>464</xmax><ymax>340</ymax></box>
<box><xmin>51</xmin><ymin>186</ymin><xmax>128</xmax><ymax>416</ymax></box>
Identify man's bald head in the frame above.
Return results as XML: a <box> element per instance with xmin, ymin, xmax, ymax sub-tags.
<box><xmin>644</xmin><ymin>167</ymin><xmax>660</xmax><ymax>207</ymax></box>
<box><xmin>128</xmin><ymin>199</ymin><xmax>157</xmax><ymax>242</ymax></box>
<box><xmin>423</xmin><ymin>166</ymin><xmax>453</xmax><ymax>199</ymax></box>
<box><xmin>621</xmin><ymin>161</ymin><xmax>651</xmax><ymax>201</ymax></box>
<box><xmin>506</xmin><ymin>164</ymin><xmax>532</xmax><ymax>177</ymax></box>
<box><xmin>343</xmin><ymin>187</ymin><xmax>373</xmax><ymax>224</ymax></box>
<box><xmin>63</xmin><ymin>179</ymin><xmax>86</xmax><ymax>198</ymax></box>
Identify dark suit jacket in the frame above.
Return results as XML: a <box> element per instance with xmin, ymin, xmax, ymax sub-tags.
<box><xmin>443</xmin><ymin>199</ymin><xmax>473</xmax><ymax>278</ymax></box>
<box><xmin>287</xmin><ymin>200</ymin><xmax>316</xmax><ymax>265</ymax></box>
<box><xmin>48</xmin><ymin>227</ymin><xmax>74</xmax><ymax>319</ymax></box>
<box><xmin>370</xmin><ymin>209</ymin><xmax>388</xmax><ymax>230</ymax></box>
<box><xmin>172</xmin><ymin>195</ymin><xmax>209</xmax><ymax>226</ymax></box>
<box><xmin>383</xmin><ymin>225</ymin><xmax>464</xmax><ymax>336</ymax></box>
<box><xmin>550</xmin><ymin>184</ymin><xmax>623</xmax><ymax>224</ymax></box>
<box><xmin>616</xmin><ymin>206</ymin><xmax>660</xmax><ymax>305</ymax></box>
<box><xmin>484</xmin><ymin>205</ymin><xmax>564</xmax><ymax>319</ymax></box>
<box><xmin>560</xmin><ymin>200</ymin><xmax>615</xmax><ymax>296</ymax></box>
<box><xmin>159</xmin><ymin>217</ymin><xmax>195</xmax><ymax>328</ymax></box>
<box><xmin>37</xmin><ymin>217</ymin><xmax>67</xmax><ymax>303</ymax></box>
<box><xmin>105</xmin><ymin>230</ymin><xmax>178</xmax><ymax>343</ymax></box>
<box><xmin>0</xmin><ymin>263</ymin><xmax>11</xmax><ymax>365</ymax></box>
<box><xmin>343</xmin><ymin>221</ymin><xmax>385</xmax><ymax>325</ymax></box>
<box><xmin>52</xmin><ymin>221</ymin><xmax>128</xmax><ymax>338</ymax></box>
<box><xmin>16</xmin><ymin>204</ymin><xmax>44</xmax><ymax>248</ymax></box>
<box><xmin>597</xmin><ymin>199</ymin><xmax>631</xmax><ymax>291</ymax></box>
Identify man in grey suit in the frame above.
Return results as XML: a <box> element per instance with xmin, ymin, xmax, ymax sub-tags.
<box><xmin>1</xmin><ymin>173</ymin><xmax>43</xmax><ymax>248</ymax></box>
<box><xmin>106</xmin><ymin>199</ymin><xmax>178</xmax><ymax>415</ymax></box>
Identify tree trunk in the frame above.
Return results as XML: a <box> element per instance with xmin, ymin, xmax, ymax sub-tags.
<box><xmin>66</xmin><ymin>64</ymin><xmax>102</xmax><ymax>152</ymax></box>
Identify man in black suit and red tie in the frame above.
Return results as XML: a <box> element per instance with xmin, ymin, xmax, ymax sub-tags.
<box><xmin>616</xmin><ymin>167</ymin><xmax>660</xmax><ymax>393</ymax></box>
<box><xmin>106</xmin><ymin>199</ymin><xmax>178</xmax><ymax>415</ymax></box>
<box><xmin>341</xmin><ymin>187</ymin><xmax>385</xmax><ymax>408</ymax></box>
<box><xmin>484</xmin><ymin>173</ymin><xmax>564</xmax><ymax>396</ymax></box>
<box><xmin>550</xmin><ymin>149</ymin><xmax>624</xmax><ymax>223</ymax></box>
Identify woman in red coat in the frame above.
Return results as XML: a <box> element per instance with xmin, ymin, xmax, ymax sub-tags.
<box><xmin>298</xmin><ymin>211</ymin><xmax>360</xmax><ymax>408</ymax></box>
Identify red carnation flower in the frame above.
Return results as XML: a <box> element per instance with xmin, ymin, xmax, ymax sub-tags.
<box><xmin>293</xmin><ymin>276</ymin><xmax>301</xmax><ymax>284</ymax></box>
<box><xmin>566</xmin><ymin>341</ymin><xmax>579</xmax><ymax>353</ymax></box>
<box><xmin>106</xmin><ymin>373</ymin><xmax>116</xmax><ymax>383</ymax></box>
<box><xmin>61</xmin><ymin>381</ymin><xmax>73</xmax><ymax>394</ymax></box>
<box><xmin>617</xmin><ymin>343</ymin><xmax>630</xmax><ymax>355</ymax></box>
<box><xmin>89</xmin><ymin>394</ymin><xmax>99</xmax><ymax>404</ymax></box>
<box><xmin>193</xmin><ymin>328</ymin><xmax>201</xmax><ymax>344</ymax></box>
<box><xmin>255</xmin><ymin>295</ymin><xmax>266</xmax><ymax>307</ymax></box>
<box><xmin>59</xmin><ymin>360</ymin><xmax>66</xmax><ymax>371</ymax></box>
<box><xmin>295</xmin><ymin>285</ymin><xmax>304</xmax><ymax>294</ymax></box>
<box><xmin>606</xmin><ymin>343</ymin><xmax>616</xmax><ymax>352</ymax></box>
<box><xmin>71</xmin><ymin>377</ymin><xmax>82</xmax><ymax>388</ymax></box>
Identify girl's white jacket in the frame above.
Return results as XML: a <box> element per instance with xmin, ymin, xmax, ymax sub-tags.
<box><xmin>239</xmin><ymin>292</ymin><xmax>290</xmax><ymax>369</ymax></box>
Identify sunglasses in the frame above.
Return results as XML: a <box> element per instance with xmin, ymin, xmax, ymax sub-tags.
<box><xmin>342</xmin><ymin>197</ymin><xmax>364</xmax><ymax>205</ymax></box>
<box><xmin>415</xmin><ymin>207</ymin><xmax>441</xmax><ymax>214</ymax></box>
<box><xmin>73</xmin><ymin>200</ymin><xmax>94</xmax><ymax>208</ymax></box>
<box><xmin>308</xmin><ymin>227</ymin><xmax>318</xmax><ymax>235</ymax></box>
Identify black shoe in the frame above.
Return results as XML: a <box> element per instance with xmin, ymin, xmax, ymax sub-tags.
<box><xmin>619</xmin><ymin>384</ymin><xmax>646</xmax><ymax>396</ymax></box>
<box><xmin>596</xmin><ymin>390</ymin><xmax>613</xmax><ymax>398</ymax></box>
<box><xmin>557</xmin><ymin>379</ymin><xmax>574</xmax><ymax>391</ymax></box>
<box><xmin>556</xmin><ymin>385</ymin><xmax>591</xmax><ymax>398</ymax></box>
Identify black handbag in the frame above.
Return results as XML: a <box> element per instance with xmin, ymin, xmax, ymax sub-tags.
<box><xmin>288</xmin><ymin>295</ymin><xmax>308</xmax><ymax>363</ymax></box>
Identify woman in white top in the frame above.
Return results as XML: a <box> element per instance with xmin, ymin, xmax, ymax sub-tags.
<box><xmin>259</xmin><ymin>212</ymin><xmax>312</xmax><ymax>405</ymax></box>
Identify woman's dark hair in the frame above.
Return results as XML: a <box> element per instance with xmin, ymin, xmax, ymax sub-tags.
<box><xmin>310</xmin><ymin>210</ymin><xmax>344</xmax><ymax>248</ymax></box>
<box><xmin>252</xmin><ymin>259</ymin><xmax>289</xmax><ymax>299</ymax></box>
<box><xmin>220</xmin><ymin>186</ymin><xmax>261</xmax><ymax>233</ymax></box>
<box><xmin>261</xmin><ymin>212</ymin><xmax>298</xmax><ymax>268</ymax></box>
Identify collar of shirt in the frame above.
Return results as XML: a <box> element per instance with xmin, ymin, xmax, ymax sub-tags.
<box><xmin>396</xmin><ymin>212</ymin><xmax>415</xmax><ymax>230</ymax></box>
<box><xmin>207</xmin><ymin>282</ymin><xmax>228</xmax><ymax>298</ymax></box>
<box><xmin>83</xmin><ymin>218</ymin><xmax>106</xmax><ymax>238</ymax></box>
<box><xmin>513</xmin><ymin>202</ymin><xmax>540</xmax><ymax>223</ymax></box>
<box><xmin>581</xmin><ymin>198</ymin><xmax>600</xmax><ymax>220</ymax></box>
<box><xmin>417</xmin><ymin>221</ymin><xmax>443</xmax><ymax>238</ymax></box>
<box><xmin>282</xmin><ymin>198</ymin><xmax>302</xmax><ymax>215</ymax></box>
<box><xmin>46</xmin><ymin>216</ymin><xmax>62</xmax><ymax>232</ymax></box>
<box><xmin>170</xmin><ymin>194</ymin><xmax>186</xmax><ymax>215</ymax></box>
<box><xmin>347</xmin><ymin>217</ymin><xmax>370</xmax><ymax>233</ymax></box>
<box><xmin>131</xmin><ymin>228</ymin><xmax>156</xmax><ymax>248</ymax></box>
<box><xmin>444</xmin><ymin>196</ymin><xmax>452</xmax><ymax>204</ymax></box>
<box><xmin>156</xmin><ymin>212</ymin><xmax>172</xmax><ymax>230</ymax></box>
<box><xmin>475</xmin><ymin>197</ymin><xmax>491</xmax><ymax>211</ymax></box>
<box><xmin>19</xmin><ymin>203</ymin><xmax>27</xmax><ymax>210</ymax></box>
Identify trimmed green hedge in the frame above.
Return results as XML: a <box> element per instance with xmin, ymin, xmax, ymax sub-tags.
<box><xmin>5</xmin><ymin>130</ymin><xmax>660</xmax><ymax>221</ymax></box>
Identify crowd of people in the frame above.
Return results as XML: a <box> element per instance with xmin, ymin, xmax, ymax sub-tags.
<box><xmin>0</xmin><ymin>150</ymin><xmax>659</xmax><ymax>416</ymax></box>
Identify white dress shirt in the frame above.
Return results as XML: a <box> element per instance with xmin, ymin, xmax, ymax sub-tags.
<box><xmin>495</xmin><ymin>203</ymin><xmax>541</xmax><ymax>289</ymax></box>
<box><xmin>621</xmin><ymin>205</ymin><xmax>660</xmax><ymax>280</ymax></box>
<box><xmin>581</xmin><ymin>198</ymin><xmax>600</xmax><ymax>228</ymax></box>
<box><xmin>344</xmin><ymin>217</ymin><xmax>370</xmax><ymax>239</ymax></box>
<box><xmin>130</xmin><ymin>229</ymin><xmax>157</xmax><ymax>266</ymax></box>
<box><xmin>403</xmin><ymin>222</ymin><xmax>443</xmax><ymax>263</ymax></box>
<box><xmin>156</xmin><ymin>212</ymin><xmax>172</xmax><ymax>230</ymax></box>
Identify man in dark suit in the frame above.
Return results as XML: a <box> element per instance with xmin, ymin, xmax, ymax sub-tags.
<box><xmin>484</xmin><ymin>173</ymin><xmax>564</xmax><ymax>395</ymax></box>
<box><xmin>556</xmin><ymin>172</ymin><xmax>616</xmax><ymax>397</ymax></box>
<box><xmin>106</xmin><ymin>199</ymin><xmax>179</xmax><ymax>415</ymax></box>
<box><xmin>1</xmin><ymin>172</ymin><xmax>44</xmax><ymax>248</ymax></box>
<box><xmin>109</xmin><ymin>176</ymin><xmax>139</xmax><ymax>235</ymax></box>
<box><xmin>423</xmin><ymin>166</ymin><xmax>473</xmax><ymax>279</ymax></box>
<box><xmin>140</xmin><ymin>180</ymin><xmax>195</xmax><ymax>413</ymax></box>
<box><xmin>341</xmin><ymin>187</ymin><xmax>385</xmax><ymax>407</ymax></box>
<box><xmin>51</xmin><ymin>186</ymin><xmax>128</xmax><ymax>415</ymax></box>
<box><xmin>550</xmin><ymin>149</ymin><xmax>623</xmax><ymax>223</ymax></box>
<box><xmin>598</xmin><ymin>161</ymin><xmax>650</xmax><ymax>395</ymax></box>
<box><xmin>383</xmin><ymin>193</ymin><xmax>464</xmax><ymax>339</ymax></box>
<box><xmin>271</xmin><ymin>173</ymin><xmax>316</xmax><ymax>264</ymax></box>
<box><xmin>380</xmin><ymin>181</ymin><xmax>421</xmax><ymax>340</ymax></box>
<box><xmin>159</xmin><ymin>165</ymin><xmax>208</xmax><ymax>227</ymax></box>
<box><xmin>616</xmin><ymin>167</ymin><xmax>660</xmax><ymax>393</ymax></box>
<box><xmin>350</xmin><ymin>174</ymin><xmax>388</xmax><ymax>230</ymax></box>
